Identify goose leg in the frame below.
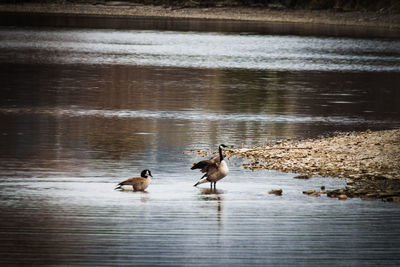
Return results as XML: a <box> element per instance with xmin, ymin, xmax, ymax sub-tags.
<box><xmin>214</xmin><ymin>182</ymin><xmax>217</xmax><ymax>189</ymax></box>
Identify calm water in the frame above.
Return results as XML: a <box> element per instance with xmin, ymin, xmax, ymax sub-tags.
<box><xmin>1</xmin><ymin>15</ymin><xmax>400</xmax><ymax>266</ymax></box>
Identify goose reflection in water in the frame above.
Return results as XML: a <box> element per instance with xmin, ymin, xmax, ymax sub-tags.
<box><xmin>199</xmin><ymin>188</ymin><xmax>224</xmax><ymax>226</ymax></box>
<box><xmin>116</xmin><ymin>190</ymin><xmax>150</xmax><ymax>202</ymax></box>
<box><xmin>199</xmin><ymin>188</ymin><xmax>225</xmax><ymax>200</ymax></box>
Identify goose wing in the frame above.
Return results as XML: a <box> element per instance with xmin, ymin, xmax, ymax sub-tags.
<box><xmin>118</xmin><ymin>177</ymin><xmax>143</xmax><ymax>186</ymax></box>
<box><xmin>191</xmin><ymin>155</ymin><xmax>221</xmax><ymax>173</ymax></box>
<box><xmin>203</xmin><ymin>161</ymin><xmax>221</xmax><ymax>177</ymax></box>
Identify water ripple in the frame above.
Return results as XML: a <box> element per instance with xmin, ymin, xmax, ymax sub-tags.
<box><xmin>1</xmin><ymin>29</ymin><xmax>399</xmax><ymax>71</ymax></box>
<box><xmin>0</xmin><ymin>107</ymin><xmax>394</xmax><ymax>125</ymax></box>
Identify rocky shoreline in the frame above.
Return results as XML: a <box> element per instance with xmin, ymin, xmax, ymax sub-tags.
<box><xmin>0</xmin><ymin>2</ymin><xmax>399</xmax><ymax>30</ymax></box>
<box><xmin>231</xmin><ymin>129</ymin><xmax>400</xmax><ymax>180</ymax></box>
<box><xmin>193</xmin><ymin>129</ymin><xmax>400</xmax><ymax>202</ymax></box>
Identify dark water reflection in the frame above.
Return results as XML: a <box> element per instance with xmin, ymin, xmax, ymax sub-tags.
<box><xmin>1</xmin><ymin>20</ymin><xmax>400</xmax><ymax>266</ymax></box>
<box><xmin>2</xmin><ymin>12</ymin><xmax>400</xmax><ymax>39</ymax></box>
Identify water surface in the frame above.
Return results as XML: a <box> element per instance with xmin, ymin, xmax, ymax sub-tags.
<box><xmin>0</xmin><ymin>17</ymin><xmax>400</xmax><ymax>266</ymax></box>
<box><xmin>1</xmin><ymin>28</ymin><xmax>400</xmax><ymax>71</ymax></box>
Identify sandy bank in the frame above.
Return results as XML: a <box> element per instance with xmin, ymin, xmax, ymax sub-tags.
<box><xmin>1</xmin><ymin>2</ymin><xmax>399</xmax><ymax>30</ymax></box>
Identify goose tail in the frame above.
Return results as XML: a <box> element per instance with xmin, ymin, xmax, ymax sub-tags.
<box><xmin>194</xmin><ymin>176</ymin><xmax>208</xmax><ymax>187</ymax></box>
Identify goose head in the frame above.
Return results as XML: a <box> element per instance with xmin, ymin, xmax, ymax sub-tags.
<box><xmin>218</xmin><ymin>144</ymin><xmax>228</xmax><ymax>161</ymax></box>
<box><xmin>140</xmin><ymin>169</ymin><xmax>153</xmax><ymax>178</ymax></box>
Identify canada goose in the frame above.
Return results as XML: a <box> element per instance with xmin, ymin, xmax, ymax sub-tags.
<box><xmin>192</xmin><ymin>144</ymin><xmax>229</xmax><ymax>189</ymax></box>
<box><xmin>115</xmin><ymin>169</ymin><xmax>153</xmax><ymax>191</ymax></box>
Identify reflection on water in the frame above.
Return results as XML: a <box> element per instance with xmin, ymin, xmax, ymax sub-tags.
<box><xmin>0</xmin><ymin>64</ymin><xmax>399</xmax><ymax>178</ymax></box>
<box><xmin>0</xmin><ymin>21</ymin><xmax>400</xmax><ymax>266</ymax></box>
<box><xmin>199</xmin><ymin>188</ymin><xmax>225</xmax><ymax>199</ymax></box>
<box><xmin>1</xmin><ymin>12</ymin><xmax>399</xmax><ymax>39</ymax></box>
<box><xmin>1</xmin><ymin>28</ymin><xmax>400</xmax><ymax>71</ymax></box>
<box><xmin>198</xmin><ymin>188</ymin><xmax>224</xmax><ymax>227</ymax></box>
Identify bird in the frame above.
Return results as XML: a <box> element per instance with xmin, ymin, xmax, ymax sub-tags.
<box><xmin>192</xmin><ymin>144</ymin><xmax>229</xmax><ymax>189</ymax></box>
<box><xmin>115</xmin><ymin>169</ymin><xmax>153</xmax><ymax>191</ymax></box>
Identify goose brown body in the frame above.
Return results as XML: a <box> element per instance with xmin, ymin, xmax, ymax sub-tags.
<box><xmin>116</xmin><ymin>169</ymin><xmax>152</xmax><ymax>191</ymax></box>
<box><xmin>192</xmin><ymin>144</ymin><xmax>229</xmax><ymax>189</ymax></box>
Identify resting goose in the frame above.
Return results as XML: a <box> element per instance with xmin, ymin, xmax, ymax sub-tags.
<box><xmin>115</xmin><ymin>169</ymin><xmax>152</xmax><ymax>191</ymax></box>
<box><xmin>192</xmin><ymin>144</ymin><xmax>229</xmax><ymax>189</ymax></box>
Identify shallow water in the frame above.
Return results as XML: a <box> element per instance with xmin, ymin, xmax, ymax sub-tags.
<box><xmin>0</xmin><ymin>17</ymin><xmax>400</xmax><ymax>266</ymax></box>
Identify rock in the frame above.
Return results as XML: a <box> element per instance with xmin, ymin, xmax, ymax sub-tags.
<box><xmin>294</xmin><ymin>174</ymin><xmax>312</xmax><ymax>179</ymax></box>
<box><xmin>302</xmin><ymin>189</ymin><xmax>321</xmax><ymax>197</ymax></box>
<box><xmin>338</xmin><ymin>194</ymin><xmax>348</xmax><ymax>200</ymax></box>
<box><xmin>104</xmin><ymin>1</ymin><xmax>141</xmax><ymax>7</ymax></box>
<box><xmin>327</xmin><ymin>189</ymin><xmax>343</xmax><ymax>198</ymax></box>
<box><xmin>267</xmin><ymin>3</ymin><xmax>287</xmax><ymax>10</ymax></box>
<box><xmin>365</xmin><ymin>193</ymin><xmax>378</xmax><ymax>198</ymax></box>
<box><xmin>346</xmin><ymin>189</ymin><xmax>356</xmax><ymax>197</ymax></box>
<box><xmin>384</xmin><ymin>196</ymin><xmax>400</xmax><ymax>202</ymax></box>
<box><xmin>303</xmin><ymin>190</ymin><xmax>316</xmax><ymax>195</ymax></box>
<box><xmin>269</xmin><ymin>189</ymin><xmax>282</xmax><ymax>196</ymax></box>
<box><xmin>355</xmin><ymin>188</ymin><xmax>368</xmax><ymax>194</ymax></box>
<box><xmin>310</xmin><ymin>191</ymin><xmax>321</xmax><ymax>197</ymax></box>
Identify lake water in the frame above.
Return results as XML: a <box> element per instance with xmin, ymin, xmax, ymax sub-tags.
<box><xmin>0</xmin><ymin>14</ymin><xmax>400</xmax><ymax>266</ymax></box>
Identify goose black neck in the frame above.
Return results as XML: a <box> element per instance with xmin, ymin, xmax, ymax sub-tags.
<box><xmin>219</xmin><ymin>146</ymin><xmax>224</xmax><ymax>162</ymax></box>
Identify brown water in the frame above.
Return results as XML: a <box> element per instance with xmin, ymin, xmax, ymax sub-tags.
<box><xmin>0</xmin><ymin>15</ymin><xmax>400</xmax><ymax>266</ymax></box>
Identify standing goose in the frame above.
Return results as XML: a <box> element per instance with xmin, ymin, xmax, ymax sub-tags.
<box><xmin>115</xmin><ymin>169</ymin><xmax>153</xmax><ymax>191</ymax></box>
<box><xmin>192</xmin><ymin>144</ymin><xmax>229</xmax><ymax>189</ymax></box>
